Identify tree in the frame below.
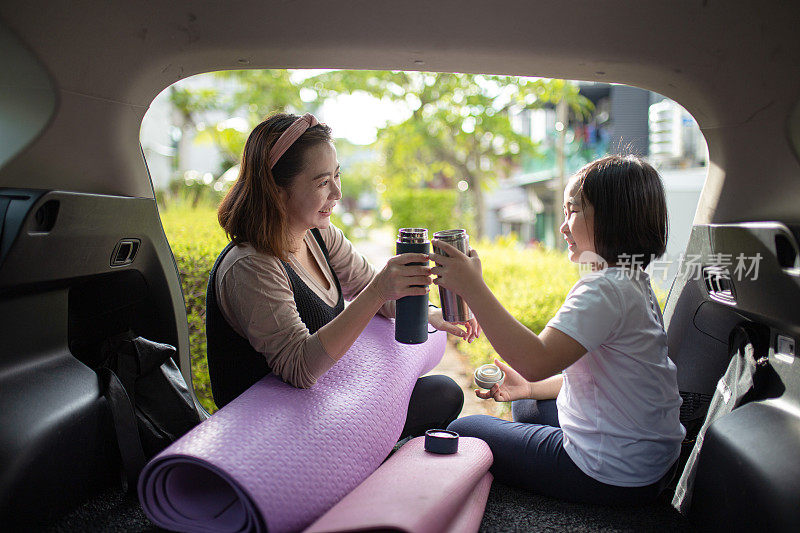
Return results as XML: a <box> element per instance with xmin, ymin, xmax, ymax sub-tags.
<box><xmin>164</xmin><ymin>71</ymin><xmax>315</xmax><ymax>208</ymax></box>
<box><xmin>166</xmin><ymin>69</ymin><xmax>593</xmax><ymax>243</ymax></box>
<box><xmin>169</xmin><ymin>85</ymin><xmax>220</xmax><ymax>172</ymax></box>
<box><xmin>547</xmin><ymin>79</ymin><xmax>595</xmax><ymax>249</ymax></box>
<box><xmin>216</xmin><ymin>70</ymin><xmax>312</xmax><ymax>124</ymax></box>
<box><xmin>308</xmin><ymin>71</ymin><xmax>593</xmax><ymax>238</ymax></box>
<box><xmin>169</xmin><ymin>70</ymin><xmax>312</xmax><ymax>175</ymax></box>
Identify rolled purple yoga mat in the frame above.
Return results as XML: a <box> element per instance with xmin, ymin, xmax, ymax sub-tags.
<box><xmin>138</xmin><ymin>317</ymin><xmax>446</xmax><ymax>532</ymax></box>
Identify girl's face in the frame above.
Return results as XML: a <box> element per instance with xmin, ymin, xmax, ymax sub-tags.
<box><xmin>560</xmin><ymin>176</ymin><xmax>597</xmax><ymax>264</ymax></box>
<box><xmin>281</xmin><ymin>141</ymin><xmax>342</xmax><ymax>236</ymax></box>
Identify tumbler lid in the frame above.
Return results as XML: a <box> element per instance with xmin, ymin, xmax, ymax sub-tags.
<box><xmin>474</xmin><ymin>364</ymin><xmax>505</xmax><ymax>389</ymax></box>
<box><xmin>433</xmin><ymin>229</ymin><xmax>468</xmax><ymax>241</ymax></box>
<box><xmin>398</xmin><ymin>228</ymin><xmax>429</xmax><ymax>243</ymax></box>
<box><xmin>424</xmin><ymin>429</ymin><xmax>459</xmax><ymax>454</ymax></box>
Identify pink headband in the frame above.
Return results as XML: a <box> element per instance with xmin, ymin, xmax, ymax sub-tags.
<box><xmin>268</xmin><ymin>113</ymin><xmax>320</xmax><ymax>169</ymax></box>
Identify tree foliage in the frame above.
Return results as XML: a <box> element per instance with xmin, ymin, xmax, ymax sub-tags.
<box><xmin>168</xmin><ymin>69</ymin><xmax>593</xmax><ymax>237</ymax></box>
<box><xmin>306</xmin><ymin>71</ymin><xmax>593</xmax><ymax>237</ymax></box>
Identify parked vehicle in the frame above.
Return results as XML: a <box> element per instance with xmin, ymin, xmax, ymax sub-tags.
<box><xmin>1</xmin><ymin>1</ymin><xmax>799</xmax><ymax>530</ymax></box>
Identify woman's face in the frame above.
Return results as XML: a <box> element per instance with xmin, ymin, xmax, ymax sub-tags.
<box><xmin>560</xmin><ymin>175</ymin><xmax>597</xmax><ymax>264</ymax></box>
<box><xmin>281</xmin><ymin>141</ymin><xmax>342</xmax><ymax>235</ymax></box>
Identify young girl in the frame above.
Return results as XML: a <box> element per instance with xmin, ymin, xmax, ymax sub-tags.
<box><xmin>432</xmin><ymin>155</ymin><xmax>685</xmax><ymax>505</ymax></box>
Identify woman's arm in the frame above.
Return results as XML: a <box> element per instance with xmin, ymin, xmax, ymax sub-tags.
<box><xmin>219</xmin><ymin>249</ymin><xmax>430</xmax><ymax>388</ymax></box>
<box><xmin>320</xmin><ymin>225</ymin><xmax>396</xmax><ymax>318</ymax></box>
<box><xmin>317</xmin><ymin>252</ymin><xmax>432</xmax><ymax>359</ymax></box>
<box><xmin>427</xmin><ymin>306</ymin><xmax>481</xmax><ymax>341</ymax></box>
<box><xmin>430</xmin><ymin>241</ymin><xmax>586</xmax><ymax>382</ymax></box>
<box><xmin>218</xmin><ymin>254</ymin><xmax>335</xmax><ymax>388</ymax></box>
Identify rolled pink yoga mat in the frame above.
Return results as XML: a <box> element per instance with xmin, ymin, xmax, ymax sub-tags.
<box><xmin>138</xmin><ymin>317</ymin><xmax>446</xmax><ymax>532</ymax></box>
<box><xmin>305</xmin><ymin>436</ymin><xmax>494</xmax><ymax>533</ymax></box>
<box><xmin>444</xmin><ymin>472</ymin><xmax>494</xmax><ymax>533</ymax></box>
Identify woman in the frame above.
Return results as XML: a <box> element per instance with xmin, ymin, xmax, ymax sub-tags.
<box><xmin>206</xmin><ymin>112</ymin><xmax>473</xmax><ymax>439</ymax></box>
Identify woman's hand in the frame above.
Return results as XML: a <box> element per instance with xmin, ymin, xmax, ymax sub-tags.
<box><xmin>475</xmin><ymin>359</ymin><xmax>532</xmax><ymax>402</ymax></box>
<box><xmin>427</xmin><ymin>307</ymin><xmax>482</xmax><ymax>342</ymax></box>
<box><xmin>429</xmin><ymin>240</ymin><xmax>484</xmax><ymax>301</ymax></box>
<box><xmin>368</xmin><ymin>252</ymin><xmax>432</xmax><ymax>303</ymax></box>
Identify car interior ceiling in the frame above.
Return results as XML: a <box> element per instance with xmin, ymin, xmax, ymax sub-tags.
<box><xmin>1</xmin><ymin>1</ymin><xmax>799</xmax><ymax>530</ymax></box>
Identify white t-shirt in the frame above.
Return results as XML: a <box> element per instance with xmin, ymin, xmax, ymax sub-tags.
<box><xmin>547</xmin><ymin>267</ymin><xmax>685</xmax><ymax>487</ymax></box>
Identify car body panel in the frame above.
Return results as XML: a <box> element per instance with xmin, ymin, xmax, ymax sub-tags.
<box><xmin>0</xmin><ymin>0</ymin><xmax>799</xmax><ymax>529</ymax></box>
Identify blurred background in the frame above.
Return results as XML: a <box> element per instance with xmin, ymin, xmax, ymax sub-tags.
<box><xmin>140</xmin><ymin>70</ymin><xmax>708</xmax><ymax>413</ymax></box>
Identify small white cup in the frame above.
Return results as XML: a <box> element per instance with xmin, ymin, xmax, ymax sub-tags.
<box><xmin>474</xmin><ymin>364</ymin><xmax>505</xmax><ymax>389</ymax></box>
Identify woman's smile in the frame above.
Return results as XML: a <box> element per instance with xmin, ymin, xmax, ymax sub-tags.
<box><xmin>282</xmin><ymin>142</ymin><xmax>342</xmax><ymax>235</ymax></box>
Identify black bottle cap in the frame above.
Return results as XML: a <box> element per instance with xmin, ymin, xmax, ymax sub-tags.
<box><xmin>424</xmin><ymin>429</ymin><xmax>459</xmax><ymax>454</ymax></box>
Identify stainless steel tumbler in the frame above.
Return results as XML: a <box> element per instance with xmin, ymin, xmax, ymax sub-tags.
<box><xmin>432</xmin><ymin>229</ymin><xmax>473</xmax><ymax>323</ymax></box>
<box><xmin>395</xmin><ymin>228</ymin><xmax>430</xmax><ymax>344</ymax></box>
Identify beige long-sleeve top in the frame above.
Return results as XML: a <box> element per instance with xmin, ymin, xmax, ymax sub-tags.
<box><xmin>215</xmin><ymin>224</ymin><xmax>395</xmax><ymax>388</ymax></box>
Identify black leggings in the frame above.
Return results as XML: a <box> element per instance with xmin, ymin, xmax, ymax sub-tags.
<box><xmin>400</xmin><ymin>375</ymin><xmax>464</xmax><ymax>439</ymax></box>
<box><xmin>448</xmin><ymin>399</ymin><xmax>677</xmax><ymax>505</ymax></box>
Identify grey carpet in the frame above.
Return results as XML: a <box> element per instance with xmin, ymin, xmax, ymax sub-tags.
<box><xmin>41</xmin><ymin>475</ymin><xmax>694</xmax><ymax>532</ymax></box>
<box><xmin>43</xmin><ymin>487</ymin><xmax>162</xmax><ymax>533</ymax></box>
<box><xmin>479</xmin><ymin>481</ymin><xmax>694</xmax><ymax>532</ymax></box>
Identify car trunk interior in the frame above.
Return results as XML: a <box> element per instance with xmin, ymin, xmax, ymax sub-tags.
<box><xmin>1</xmin><ymin>1</ymin><xmax>799</xmax><ymax>530</ymax></box>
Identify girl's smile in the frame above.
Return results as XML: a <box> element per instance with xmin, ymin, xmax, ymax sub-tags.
<box><xmin>560</xmin><ymin>176</ymin><xmax>596</xmax><ymax>264</ymax></box>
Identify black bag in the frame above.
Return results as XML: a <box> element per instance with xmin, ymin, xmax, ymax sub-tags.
<box><xmin>98</xmin><ymin>331</ymin><xmax>202</xmax><ymax>490</ymax></box>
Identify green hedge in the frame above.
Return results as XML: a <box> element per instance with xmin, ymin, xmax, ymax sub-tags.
<box><xmin>160</xmin><ymin>206</ymin><xmax>227</xmax><ymax>413</ymax></box>
<box><xmin>386</xmin><ymin>188</ymin><xmax>472</xmax><ymax>236</ymax></box>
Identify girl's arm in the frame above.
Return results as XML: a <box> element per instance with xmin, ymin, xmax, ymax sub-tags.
<box><xmin>530</xmin><ymin>374</ymin><xmax>564</xmax><ymax>400</ymax></box>
<box><xmin>430</xmin><ymin>240</ymin><xmax>586</xmax><ymax>382</ymax></box>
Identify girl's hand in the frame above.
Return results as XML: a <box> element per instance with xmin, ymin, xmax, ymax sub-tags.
<box><xmin>429</xmin><ymin>240</ymin><xmax>483</xmax><ymax>300</ymax></box>
<box><xmin>369</xmin><ymin>253</ymin><xmax>432</xmax><ymax>303</ymax></box>
<box><xmin>475</xmin><ymin>359</ymin><xmax>532</xmax><ymax>402</ymax></box>
<box><xmin>427</xmin><ymin>308</ymin><xmax>482</xmax><ymax>343</ymax></box>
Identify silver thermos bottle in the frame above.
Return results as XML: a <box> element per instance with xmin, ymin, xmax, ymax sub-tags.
<box><xmin>395</xmin><ymin>228</ymin><xmax>430</xmax><ymax>344</ymax></box>
<box><xmin>432</xmin><ymin>229</ymin><xmax>473</xmax><ymax>323</ymax></box>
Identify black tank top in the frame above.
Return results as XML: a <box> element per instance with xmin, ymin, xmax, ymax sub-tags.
<box><xmin>206</xmin><ymin>229</ymin><xmax>345</xmax><ymax>407</ymax></box>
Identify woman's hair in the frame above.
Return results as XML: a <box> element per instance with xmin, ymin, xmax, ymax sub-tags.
<box><xmin>218</xmin><ymin>113</ymin><xmax>332</xmax><ymax>260</ymax></box>
<box><xmin>575</xmin><ymin>154</ymin><xmax>668</xmax><ymax>268</ymax></box>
